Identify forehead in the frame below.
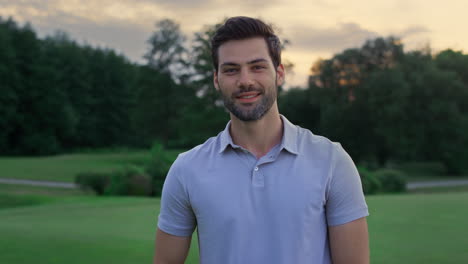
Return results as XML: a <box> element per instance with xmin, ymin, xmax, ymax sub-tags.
<box><xmin>217</xmin><ymin>37</ymin><xmax>272</xmax><ymax>65</ymax></box>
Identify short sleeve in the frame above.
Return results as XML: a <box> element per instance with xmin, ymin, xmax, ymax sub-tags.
<box><xmin>157</xmin><ymin>156</ymin><xmax>197</xmax><ymax>236</ymax></box>
<box><xmin>325</xmin><ymin>143</ymin><xmax>369</xmax><ymax>226</ymax></box>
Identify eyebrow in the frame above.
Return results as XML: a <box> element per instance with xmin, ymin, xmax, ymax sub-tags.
<box><xmin>220</xmin><ymin>58</ymin><xmax>269</xmax><ymax>67</ymax></box>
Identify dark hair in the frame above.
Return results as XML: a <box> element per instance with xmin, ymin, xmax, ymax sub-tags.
<box><xmin>211</xmin><ymin>16</ymin><xmax>282</xmax><ymax>71</ymax></box>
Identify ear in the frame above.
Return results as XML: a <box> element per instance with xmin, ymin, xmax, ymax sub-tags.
<box><xmin>213</xmin><ymin>70</ymin><xmax>219</xmax><ymax>90</ymax></box>
<box><xmin>276</xmin><ymin>64</ymin><xmax>285</xmax><ymax>86</ymax></box>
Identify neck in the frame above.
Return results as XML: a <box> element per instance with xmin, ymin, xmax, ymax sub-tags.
<box><xmin>229</xmin><ymin>104</ymin><xmax>283</xmax><ymax>159</ymax></box>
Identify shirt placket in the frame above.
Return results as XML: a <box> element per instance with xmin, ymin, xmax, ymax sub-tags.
<box><xmin>251</xmin><ymin>148</ymin><xmax>281</xmax><ymax>188</ymax></box>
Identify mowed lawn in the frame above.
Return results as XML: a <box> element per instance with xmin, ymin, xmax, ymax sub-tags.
<box><xmin>1</xmin><ymin>186</ymin><xmax>467</xmax><ymax>264</ymax></box>
<box><xmin>0</xmin><ymin>188</ymin><xmax>200</xmax><ymax>264</ymax></box>
<box><xmin>0</xmin><ymin>150</ymin><xmax>180</xmax><ymax>182</ymax></box>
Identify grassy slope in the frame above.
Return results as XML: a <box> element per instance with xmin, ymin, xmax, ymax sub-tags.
<box><xmin>0</xmin><ymin>184</ymin><xmax>88</xmax><ymax>209</ymax></box>
<box><xmin>0</xmin><ymin>188</ymin><xmax>467</xmax><ymax>264</ymax></box>
<box><xmin>0</xmin><ymin>195</ymin><xmax>200</xmax><ymax>264</ymax></box>
<box><xmin>0</xmin><ymin>150</ymin><xmax>181</xmax><ymax>182</ymax></box>
<box><xmin>1</xmin><ymin>153</ymin><xmax>466</xmax><ymax>183</ymax></box>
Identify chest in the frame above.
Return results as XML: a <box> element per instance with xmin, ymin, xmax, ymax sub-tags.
<box><xmin>188</xmin><ymin>153</ymin><xmax>330</xmax><ymax>227</ymax></box>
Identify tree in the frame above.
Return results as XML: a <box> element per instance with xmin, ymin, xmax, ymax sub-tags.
<box><xmin>357</xmin><ymin>68</ymin><xmax>412</xmax><ymax>164</ymax></box>
<box><xmin>278</xmin><ymin>87</ymin><xmax>321</xmax><ymax>131</ymax></box>
<box><xmin>83</xmin><ymin>48</ymin><xmax>137</xmax><ymax>147</ymax></box>
<box><xmin>400</xmin><ymin>51</ymin><xmax>468</xmax><ymax>174</ymax></box>
<box><xmin>189</xmin><ymin>20</ymin><xmax>224</xmax><ymax>104</ymax></box>
<box><xmin>435</xmin><ymin>49</ymin><xmax>468</xmax><ymax>86</ymax></box>
<box><xmin>144</xmin><ymin>19</ymin><xmax>187</xmax><ymax>81</ymax></box>
<box><xmin>0</xmin><ymin>18</ymin><xmax>19</xmax><ymax>153</ymax></box>
<box><xmin>7</xmin><ymin>22</ymin><xmax>67</xmax><ymax>155</ymax></box>
<box><xmin>136</xmin><ymin>18</ymin><xmax>199</xmax><ymax>146</ymax></box>
<box><xmin>305</xmin><ymin>37</ymin><xmax>407</xmax><ymax>163</ymax></box>
<box><xmin>309</xmin><ymin>37</ymin><xmax>404</xmax><ymax>101</ymax></box>
<box><xmin>132</xmin><ymin>66</ymin><xmax>182</xmax><ymax>146</ymax></box>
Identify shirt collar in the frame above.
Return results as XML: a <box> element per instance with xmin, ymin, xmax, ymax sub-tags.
<box><xmin>279</xmin><ymin>115</ymin><xmax>299</xmax><ymax>155</ymax></box>
<box><xmin>219</xmin><ymin>121</ymin><xmax>235</xmax><ymax>153</ymax></box>
<box><xmin>218</xmin><ymin>115</ymin><xmax>299</xmax><ymax>155</ymax></box>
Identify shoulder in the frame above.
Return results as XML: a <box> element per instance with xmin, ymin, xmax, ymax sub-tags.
<box><xmin>293</xmin><ymin>124</ymin><xmax>344</xmax><ymax>160</ymax></box>
<box><xmin>172</xmin><ymin>131</ymin><xmax>224</xmax><ymax>171</ymax></box>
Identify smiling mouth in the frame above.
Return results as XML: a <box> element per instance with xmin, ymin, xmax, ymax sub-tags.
<box><xmin>236</xmin><ymin>92</ymin><xmax>261</xmax><ymax>103</ymax></box>
<box><xmin>239</xmin><ymin>94</ymin><xmax>258</xmax><ymax>99</ymax></box>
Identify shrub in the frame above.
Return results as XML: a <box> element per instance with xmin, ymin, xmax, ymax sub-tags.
<box><xmin>105</xmin><ymin>166</ymin><xmax>152</xmax><ymax>196</ymax></box>
<box><xmin>358</xmin><ymin>167</ymin><xmax>381</xmax><ymax>195</ymax></box>
<box><xmin>75</xmin><ymin>172</ymin><xmax>110</xmax><ymax>195</ymax></box>
<box><xmin>145</xmin><ymin>142</ymin><xmax>177</xmax><ymax>196</ymax></box>
<box><xmin>74</xmin><ymin>142</ymin><xmax>177</xmax><ymax>197</ymax></box>
<box><xmin>374</xmin><ymin>169</ymin><xmax>407</xmax><ymax>193</ymax></box>
<box><xmin>75</xmin><ymin>167</ymin><xmax>151</xmax><ymax>196</ymax></box>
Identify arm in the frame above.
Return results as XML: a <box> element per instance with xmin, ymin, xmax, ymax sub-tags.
<box><xmin>155</xmin><ymin>155</ymin><xmax>196</xmax><ymax>264</ymax></box>
<box><xmin>154</xmin><ymin>228</ymin><xmax>192</xmax><ymax>264</ymax></box>
<box><xmin>329</xmin><ymin>217</ymin><xmax>369</xmax><ymax>264</ymax></box>
<box><xmin>326</xmin><ymin>143</ymin><xmax>370</xmax><ymax>263</ymax></box>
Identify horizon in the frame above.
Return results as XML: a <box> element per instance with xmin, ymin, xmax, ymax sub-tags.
<box><xmin>1</xmin><ymin>0</ymin><xmax>466</xmax><ymax>88</ymax></box>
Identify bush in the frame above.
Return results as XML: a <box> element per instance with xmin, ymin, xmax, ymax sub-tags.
<box><xmin>75</xmin><ymin>167</ymin><xmax>151</xmax><ymax>196</ymax></box>
<box><xmin>145</xmin><ymin>142</ymin><xmax>177</xmax><ymax>196</ymax></box>
<box><xmin>374</xmin><ymin>169</ymin><xmax>407</xmax><ymax>193</ymax></box>
<box><xmin>358</xmin><ymin>167</ymin><xmax>381</xmax><ymax>195</ymax></box>
<box><xmin>74</xmin><ymin>142</ymin><xmax>178</xmax><ymax>197</ymax></box>
<box><xmin>105</xmin><ymin>166</ymin><xmax>152</xmax><ymax>196</ymax></box>
<box><xmin>75</xmin><ymin>172</ymin><xmax>110</xmax><ymax>195</ymax></box>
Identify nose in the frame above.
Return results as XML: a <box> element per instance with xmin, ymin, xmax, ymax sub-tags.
<box><xmin>237</xmin><ymin>68</ymin><xmax>254</xmax><ymax>88</ymax></box>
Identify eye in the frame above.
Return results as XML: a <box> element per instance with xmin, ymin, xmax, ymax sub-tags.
<box><xmin>222</xmin><ymin>68</ymin><xmax>238</xmax><ymax>74</ymax></box>
<box><xmin>252</xmin><ymin>65</ymin><xmax>266</xmax><ymax>70</ymax></box>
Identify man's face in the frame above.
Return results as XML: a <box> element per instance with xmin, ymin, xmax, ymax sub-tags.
<box><xmin>214</xmin><ymin>37</ymin><xmax>284</xmax><ymax>121</ymax></box>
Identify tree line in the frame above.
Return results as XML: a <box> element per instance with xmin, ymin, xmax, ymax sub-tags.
<box><xmin>280</xmin><ymin>38</ymin><xmax>468</xmax><ymax>174</ymax></box>
<box><xmin>1</xmin><ymin>16</ymin><xmax>467</xmax><ymax>174</ymax></box>
<box><xmin>0</xmin><ymin>17</ymin><xmax>227</xmax><ymax>155</ymax></box>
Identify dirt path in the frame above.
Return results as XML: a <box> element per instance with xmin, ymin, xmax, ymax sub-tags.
<box><xmin>0</xmin><ymin>178</ymin><xmax>77</xmax><ymax>189</ymax></box>
<box><xmin>406</xmin><ymin>179</ymin><xmax>468</xmax><ymax>190</ymax></box>
<box><xmin>1</xmin><ymin>177</ymin><xmax>468</xmax><ymax>190</ymax></box>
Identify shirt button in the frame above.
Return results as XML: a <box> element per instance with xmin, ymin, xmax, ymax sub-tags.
<box><xmin>254</xmin><ymin>167</ymin><xmax>259</xmax><ymax>171</ymax></box>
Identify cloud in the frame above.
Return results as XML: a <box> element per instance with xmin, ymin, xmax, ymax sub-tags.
<box><xmin>0</xmin><ymin>0</ymin><xmax>184</xmax><ymax>63</ymax></box>
<box><xmin>397</xmin><ymin>25</ymin><xmax>430</xmax><ymax>38</ymax></box>
<box><xmin>288</xmin><ymin>22</ymin><xmax>379</xmax><ymax>53</ymax></box>
<box><xmin>286</xmin><ymin>22</ymin><xmax>431</xmax><ymax>54</ymax></box>
<box><xmin>141</xmin><ymin>0</ymin><xmax>213</xmax><ymax>8</ymax></box>
<box><xmin>33</xmin><ymin>12</ymin><xmax>152</xmax><ymax>63</ymax></box>
<box><xmin>0</xmin><ymin>0</ymin><xmax>181</xmax><ymax>26</ymax></box>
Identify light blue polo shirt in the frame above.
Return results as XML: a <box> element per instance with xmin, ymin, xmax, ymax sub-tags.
<box><xmin>158</xmin><ymin>115</ymin><xmax>369</xmax><ymax>264</ymax></box>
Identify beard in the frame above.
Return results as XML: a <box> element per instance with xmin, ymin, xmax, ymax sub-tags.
<box><xmin>219</xmin><ymin>82</ymin><xmax>277</xmax><ymax>122</ymax></box>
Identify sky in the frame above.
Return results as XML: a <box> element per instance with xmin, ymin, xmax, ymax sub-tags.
<box><xmin>1</xmin><ymin>0</ymin><xmax>467</xmax><ymax>88</ymax></box>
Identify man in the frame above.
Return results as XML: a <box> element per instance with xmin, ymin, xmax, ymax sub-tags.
<box><xmin>154</xmin><ymin>16</ymin><xmax>369</xmax><ymax>264</ymax></box>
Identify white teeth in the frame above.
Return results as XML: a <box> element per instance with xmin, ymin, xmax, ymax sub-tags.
<box><xmin>241</xmin><ymin>95</ymin><xmax>256</xmax><ymax>99</ymax></box>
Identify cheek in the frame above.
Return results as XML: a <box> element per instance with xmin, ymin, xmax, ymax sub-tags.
<box><xmin>218</xmin><ymin>77</ymin><xmax>235</xmax><ymax>89</ymax></box>
<box><xmin>259</xmin><ymin>74</ymin><xmax>277</xmax><ymax>87</ymax></box>
<box><xmin>216</xmin><ymin>80</ymin><xmax>233</xmax><ymax>95</ymax></box>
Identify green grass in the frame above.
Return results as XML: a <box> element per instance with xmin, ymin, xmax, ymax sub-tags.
<box><xmin>0</xmin><ymin>193</ymin><xmax>53</xmax><ymax>209</ymax></box>
<box><xmin>367</xmin><ymin>192</ymin><xmax>468</xmax><ymax>263</ymax></box>
<box><xmin>0</xmin><ymin>183</ymin><xmax>87</xmax><ymax>196</ymax></box>
<box><xmin>0</xmin><ymin>189</ymin><xmax>467</xmax><ymax>263</ymax></box>
<box><xmin>0</xmin><ymin>184</ymin><xmax>89</xmax><ymax>209</ymax></box>
<box><xmin>0</xmin><ymin>149</ymin><xmax>182</xmax><ymax>182</ymax></box>
<box><xmin>0</xmin><ymin>194</ymin><xmax>200</xmax><ymax>264</ymax></box>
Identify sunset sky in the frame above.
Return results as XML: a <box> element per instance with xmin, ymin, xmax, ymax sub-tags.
<box><xmin>1</xmin><ymin>0</ymin><xmax>466</xmax><ymax>87</ymax></box>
